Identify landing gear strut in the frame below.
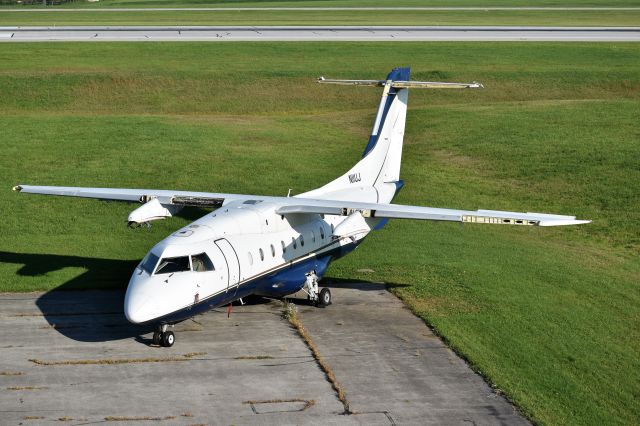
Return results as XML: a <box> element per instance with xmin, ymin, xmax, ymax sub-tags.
<box><xmin>153</xmin><ymin>324</ymin><xmax>175</xmax><ymax>347</ymax></box>
<box><xmin>304</xmin><ymin>271</ymin><xmax>332</xmax><ymax>308</ymax></box>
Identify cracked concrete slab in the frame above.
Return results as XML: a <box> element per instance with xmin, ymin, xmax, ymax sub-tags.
<box><xmin>0</xmin><ymin>285</ymin><xmax>528</xmax><ymax>425</ymax></box>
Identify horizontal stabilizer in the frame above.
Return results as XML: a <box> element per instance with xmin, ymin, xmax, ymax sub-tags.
<box><xmin>318</xmin><ymin>77</ymin><xmax>483</xmax><ymax>89</ymax></box>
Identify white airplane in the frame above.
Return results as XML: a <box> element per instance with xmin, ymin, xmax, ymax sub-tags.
<box><xmin>13</xmin><ymin>67</ymin><xmax>589</xmax><ymax>347</ymax></box>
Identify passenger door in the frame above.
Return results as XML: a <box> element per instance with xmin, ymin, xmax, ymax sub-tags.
<box><xmin>214</xmin><ymin>238</ymin><xmax>241</xmax><ymax>296</ymax></box>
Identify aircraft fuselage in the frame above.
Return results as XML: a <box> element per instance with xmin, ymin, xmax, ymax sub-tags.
<box><xmin>124</xmin><ymin>199</ymin><xmax>367</xmax><ymax>325</ymax></box>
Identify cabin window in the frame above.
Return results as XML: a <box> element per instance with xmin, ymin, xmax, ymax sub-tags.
<box><xmin>292</xmin><ymin>237</ymin><xmax>297</xmax><ymax>250</ymax></box>
<box><xmin>281</xmin><ymin>240</ymin><xmax>286</xmax><ymax>254</ymax></box>
<box><xmin>259</xmin><ymin>248</ymin><xmax>264</xmax><ymax>261</ymax></box>
<box><xmin>155</xmin><ymin>256</ymin><xmax>190</xmax><ymax>275</ymax></box>
<box><xmin>311</xmin><ymin>230</ymin><xmax>316</xmax><ymax>243</ymax></box>
<box><xmin>139</xmin><ymin>252</ymin><xmax>160</xmax><ymax>274</ymax></box>
<box><xmin>191</xmin><ymin>253</ymin><xmax>214</xmax><ymax>272</ymax></box>
<box><xmin>248</xmin><ymin>252</ymin><xmax>253</xmax><ymax>265</ymax></box>
<box><xmin>319</xmin><ymin>226</ymin><xmax>325</xmax><ymax>240</ymax></box>
<box><xmin>270</xmin><ymin>244</ymin><xmax>275</xmax><ymax>257</ymax></box>
<box><xmin>300</xmin><ymin>235</ymin><xmax>305</xmax><ymax>247</ymax></box>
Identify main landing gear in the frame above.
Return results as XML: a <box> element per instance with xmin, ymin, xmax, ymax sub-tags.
<box><xmin>304</xmin><ymin>271</ymin><xmax>332</xmax><ymax>308</ymax></box>
<box><xmin>153</xmin><ymin>324</ymin><xmax>175</xmax><ymax>347</ymax></box>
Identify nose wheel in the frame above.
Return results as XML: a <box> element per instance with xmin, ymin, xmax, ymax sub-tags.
<box><xmin>153</xmin><ymin>325</ymin><xmax>175</xmax><ymax>347</ymax></box>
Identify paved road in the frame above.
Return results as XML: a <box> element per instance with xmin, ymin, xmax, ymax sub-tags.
<box><xmin>0</xmin><ymin>283</ymin><xmax>528</xmax><ymax>425</ymax></box>
<box><xmin>1</xmin><ymin>25</ymin><xmax>639</xmax><ymax>41</ymax></box>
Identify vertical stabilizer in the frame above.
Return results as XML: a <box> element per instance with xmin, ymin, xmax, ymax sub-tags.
<box><xmin>300</xmin><ymin>68</ymin><xmax>481</xmax><ymax>204</ymax></box>
<box><xmin>301</xmin><ymin>67</ymin><xmax>410</xmax><ymax>203</ymax></box>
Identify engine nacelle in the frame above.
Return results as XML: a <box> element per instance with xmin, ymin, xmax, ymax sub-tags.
<box><xmin>128</xmin><ymin>198</ymin><xmax>180</xmax><ymax>228</ymax></box>
<box><xmin>333</xmin><ymin>210</ymin><xmax>372</xmax><ymax>242</ymax></box>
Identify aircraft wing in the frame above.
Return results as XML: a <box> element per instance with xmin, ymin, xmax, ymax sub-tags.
<box><xmin>12</xmin><ymin>185</ymin><xmax>253</xmax><ymax>207</ymax></box>
<box><xmin>276</xmin><ymin>199</ymin><xmax>590</xmax><ymax>227</ymax></box>
<box><xmin>13</xmin><ymin>185</ymin><xmax>589</xmax><ymax>227</ymax></box>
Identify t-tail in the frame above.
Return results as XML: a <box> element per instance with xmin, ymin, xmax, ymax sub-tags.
<box><xmin>299</xmin><ymin>67</ymin><xmax>482</xmax><ymax>204</ymax></box>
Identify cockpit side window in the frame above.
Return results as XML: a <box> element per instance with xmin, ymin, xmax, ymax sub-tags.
<box><xmin>155</xmin><ymin>256</ymin><xmax>191</xmax><ymax>274</ymax></box>
<box><xmin>139</xmin><ymin>252</ymin><xmax>160</xmax><ymax>274</ymax></box>
<box><xmin>192</xmin><ymin>253</ymin><xmax>214</xmax><ymax>272</ymax></box>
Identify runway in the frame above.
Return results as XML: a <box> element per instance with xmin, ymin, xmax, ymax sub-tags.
<box><xmin>0</xmin><ymin>282</ymin><xmax>528</xmax><ymax>425</ymax></box>
<box><xmin>1</xmin><ymin>25</ymin><xmax>639</xmax><ymax>41</ymax></box>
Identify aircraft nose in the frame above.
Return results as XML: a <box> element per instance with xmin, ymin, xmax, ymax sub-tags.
<box><xmin>124</xmin><ymin>272</ymin><xmax>154</xmax><ymax>324</ymax></box>
<box><xmin>124</xmin><ymin>294</ymin><xmax>151</xmax><ymax>324</ymax></box>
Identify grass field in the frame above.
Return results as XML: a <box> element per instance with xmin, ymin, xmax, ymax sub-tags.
<box><xmin>1</xmin><ymin>8</ymin><xmax>639</xmax><ymax>26</ymax></box>
<box><xmin>4</xmin><ymin>0</ymin><xmax>640</xmax><ymax>8</ymax></box>
<box><xmin>0</xmin><ymin>42</ymin><xmax>638</xmax><ymax>425</ymax></box>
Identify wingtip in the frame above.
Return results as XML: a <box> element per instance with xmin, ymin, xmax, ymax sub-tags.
<box><xmin>539</xmin><ymin>219</ymin><xmax>592</xmax><ymax>227</ymax></box>
<box><xmin>12</xmin><ymin>185</ymin><xmax>22</xmax><ymax>192</ymax></box>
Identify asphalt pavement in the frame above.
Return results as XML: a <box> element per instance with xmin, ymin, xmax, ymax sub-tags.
<box><xmin>0</xmin><ymin>282</ymin><xmax>528</xmax><ymax>425</ymax></box>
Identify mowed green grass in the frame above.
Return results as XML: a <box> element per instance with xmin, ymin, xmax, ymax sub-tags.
<box><xmin>7</xmin><ymin>0</ymin><xmax>640</xmax><ymax>8</ymax></box>
<box><xmin>0</xmin><ymin>42</ymin><xmax>638</xmax><ymax>425</ymax></box>
<box><xmin>1</xmin><ymin>8</ymin><xmax>639</xmax><ymax>26</ymax></box>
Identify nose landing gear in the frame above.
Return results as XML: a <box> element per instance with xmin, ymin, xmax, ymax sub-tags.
<box><xmin>152</xmin><ymin>324</ymin><xmax>175</xmax><ymax>347</ymax></box>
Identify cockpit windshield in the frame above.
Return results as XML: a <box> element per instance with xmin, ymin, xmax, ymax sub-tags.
<box><xmin>155</xmin><ymin>256</ymin><xmax>190</xmax><ymax>275</ymax></box>
<box><xmin>140</xmin><ymin>252</ymin><xmax>215</xmax><ymax>275</ymax></box>
<box><xmin>139</xmin><ymin>252</ymin><xmax>160</xmax><ymax>274</ymax></box>
<box><xmin>192</xmin><ymin>253</ymin><xmax>215</xmax><ymax>272</ymax></box>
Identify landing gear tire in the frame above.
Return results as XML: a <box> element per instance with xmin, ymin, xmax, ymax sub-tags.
<box><xmin>152</xmin><ymin>331</ymin><xmax>162</xmax><ymax>346</ymax></box>
<box><xmin>318</xmin><ymin>288</ymin><xmax>332</xmax><ymax>307</ymax></box>
<box><xmin>161</xmin><ymin>331</ymin><xmax>175</xmax><ymax>347</ymax></box>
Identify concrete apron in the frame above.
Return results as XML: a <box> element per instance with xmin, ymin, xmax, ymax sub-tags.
<box><xmin>0</xmin><ymin>284</ymin><xmax>528</xmax><ymax>425</ymax></box>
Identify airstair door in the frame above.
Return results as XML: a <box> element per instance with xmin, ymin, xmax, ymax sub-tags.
<box><xmin>214</xmin><ymin>238</ymin><xmax>241</xmax><ymax>295</ymax></box>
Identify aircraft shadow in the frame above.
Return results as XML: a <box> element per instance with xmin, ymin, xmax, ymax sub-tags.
<box><xmin>0</xmin><ymin>251</ymin><xmax>147</xmax><ymax>343</ymax></box>
<box><xmin>321</xmin><ymin>277</ymin><xmax>409</xmax><ymax>291</ymax></box>
<box><xmin>0</xmin><ymin>251</ymin><xmax>408</xmax><ymax>343</ymax></box>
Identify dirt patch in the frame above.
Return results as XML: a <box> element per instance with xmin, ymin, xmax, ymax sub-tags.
<box><xmin>29</xmin><ymin>352</ymin><xmax>207</xmax><ymax>366</ymax></box>
<box><xmin>104</xmin><ymin>416</ymin><xmax>176</xmax><ymax>421</ymax></box>
<box><xmin>234</xmin><ymin>355</ymin><xmax>274</xmax><ymax>360</ymax></box>
<box><xmin>7</xmin><ymin>386</ymin><xmax>47</xmax><ymax>391</ymax></box>
<box><xmin>0</xmin><ymin>371</ymin><xmax>24</xmax><ymax>376</ymax></box>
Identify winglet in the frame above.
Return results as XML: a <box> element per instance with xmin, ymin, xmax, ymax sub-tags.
<box><xmin>12</xmin><ymin>185</ymin><xmax>22</xmax><ymax>192</ymax></box>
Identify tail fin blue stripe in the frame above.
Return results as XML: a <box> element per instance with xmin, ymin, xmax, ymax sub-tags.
<box><xmin>362</xmin><ymin>67</ymin><xmax>410</xmax><ymax>158</ymax></box>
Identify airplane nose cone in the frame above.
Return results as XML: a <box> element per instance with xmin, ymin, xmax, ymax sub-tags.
<box><xmin>124</xmin><ymin>294</ymin><xmax>150</xmax><ymax>324</ymax></box>
<box><xmin>124</xmin><ymin>271</ymin><xmax>154</xmax><ymax>324</ymax></box>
